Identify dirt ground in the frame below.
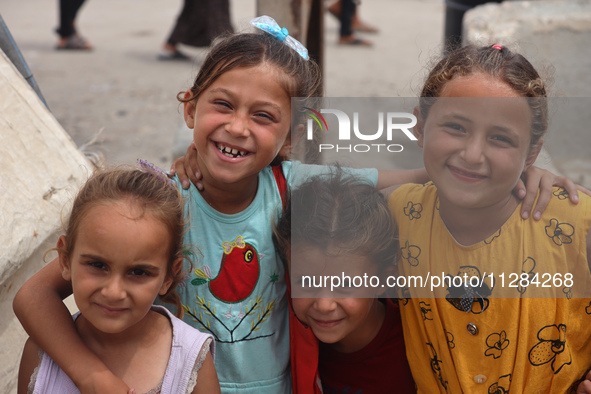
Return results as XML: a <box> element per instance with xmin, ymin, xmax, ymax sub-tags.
<box><xmin>2</xmin><ymin>0</ymin><xmax>445</xmax><ymax>169</ymax></box>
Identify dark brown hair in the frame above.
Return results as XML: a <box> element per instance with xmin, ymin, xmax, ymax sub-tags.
<box><xmin>55</xmin><ymin>166</ymin><xmax>189</xmax><ymax>317</ymax></box>
<box><xmin>178</xmin><ymin>32</ymin><xmax>321</xmax><ymax>164</ymax></box>
<box><xmin>419</xmin><ymin>44</ymin><xmax>548</xmax><ymax>148</ymax></box>
<box><xmin>273</xmin><ymin>167</ymin><xmax>397</xmax><ymax>269</ymax></box>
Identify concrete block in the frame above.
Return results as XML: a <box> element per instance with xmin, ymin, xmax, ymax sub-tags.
<box><xmin>0</xmin><ymin>47</ymin><xmax>92</xmax><ymax>394</ymax></box>
<box><xmin>463</xmin><ymin>1</ymin><xmax>591</xmax><ymax>188</ymax></box>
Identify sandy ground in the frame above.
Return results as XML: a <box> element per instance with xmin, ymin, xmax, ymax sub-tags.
<box><xmin>3</xmin><ymin>0</ymin><xmax>589</xmax><ymax>183</ymax></box>
<box><xmin>2</xmin><ymin>0</ymin><xmax>445</xmax><ymax>169</ymax></box>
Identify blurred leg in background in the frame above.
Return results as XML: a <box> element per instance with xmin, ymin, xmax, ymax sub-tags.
<box><xmin>56</xmin><ymin>0</ymin><xmax>93</xmax><ymax>50</ymax></box>
<box><xmin>328</xmin><ymin>0</ymin><xmax>378</xmax><ymax>46</ymax></box>
<box><xmin>159</xmin><ymin>0</ymin><xmax>233</xmax><ymax>60</ymax></box>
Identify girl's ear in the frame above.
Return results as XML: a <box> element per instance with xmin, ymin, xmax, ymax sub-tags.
<box><xmin>57</xmin><ymin>236</ymin><xmax>72</xmax><ymax>281</ymax></box>
<box><xmin>525</xmin><ymin>138</ymin><xmax>544</xmax><ymax>169</ymax></box>
<box><xmin>412</xmin><ymin>106</ymin><xmax>425</xmax><ymax>148</ymax></box>
<box><xmin>183</xmin><ymin>90</ymin><xmax>196</xmax><ymax>130</ymax></box>
<box><xmin>159</xmin><ymin>257</ymin><xmax>184</xmax><ymax>296</ymax></box>
<box><xmin>279</xmin><ymin>124</ymin><xmax>304</xmax><ymax>157</ymax></box>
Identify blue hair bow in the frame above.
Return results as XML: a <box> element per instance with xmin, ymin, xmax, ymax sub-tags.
<box><xmin>250</xmin><ymin>15</ymin><xmax>309</xmax><ymax>60</ymax></box>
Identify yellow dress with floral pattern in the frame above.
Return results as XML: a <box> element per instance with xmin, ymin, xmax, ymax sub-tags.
<box><xmin>389</xmin><ymin>183</ymin><xmax>591</xmax><ymax>393</ymax></box>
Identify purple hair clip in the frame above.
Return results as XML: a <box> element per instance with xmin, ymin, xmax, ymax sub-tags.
<box><xmin>137</xmin><ymin>159</ymin><xmax>176</xmax><ymax>190</ymax></box>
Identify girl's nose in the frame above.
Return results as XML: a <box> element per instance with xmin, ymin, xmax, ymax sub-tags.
<box><xmin>314</xmin><ymin>298</ymin><xmax>337</xmax><ymax>313</ymax></box>
<box><xmin>225</xmin><ymin>112</ymin><xmax>250</xmax><ymax>138</ymax></box>
<box><xmin>461</xmin><ymin>137</ymin><xmax>485</xmax><ymax>165</ymax></box>
<box><xmin>101</xmin><ymin>276</ymin><xmax>126</xmax><ymax>301</ymax></box>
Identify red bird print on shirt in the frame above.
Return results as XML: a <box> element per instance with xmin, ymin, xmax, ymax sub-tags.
<box><xmin>192</xmin><ymin>236</ymin><xmax>260</xmax><ymax>318</ymax></box>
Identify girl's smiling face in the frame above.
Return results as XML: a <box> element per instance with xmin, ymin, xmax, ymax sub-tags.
<box><xmin>184</xmin><ymin>64</ymin><xmax>293</xmax><ymax>188</ymax></box>
<box><xmin>59</xmin><ymin>200</ymin><xmax>176</xmax><ymax>336</ymax></box>
<box><xmin>415</xmin><ymin>72</ymin><xmax>541</xmax><ymax>213</ymax></box>
<box><xmin>289</xmin><ymin>246</ymin><xmax>385</xmax><ymax>353</ymax></box>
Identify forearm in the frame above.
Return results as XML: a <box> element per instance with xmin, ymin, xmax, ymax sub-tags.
<box><xmin>13</xmin><ymin>258</ymin><xmax>116</xmax><ymax>390</ymax></box>
<box><xmin>376</xmin><ymin>168</ymin><xmax>428</xmax><ymax>190</ymax></box>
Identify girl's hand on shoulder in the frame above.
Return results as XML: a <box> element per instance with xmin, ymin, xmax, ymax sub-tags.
<box><xmin>170</xmin><ymin>142</ymin><xmax>203</xmax><ymax>191</ymax></box>
<box><xmin>576</xmin><ymin>370</ymin><xmax>591</xmax><ymax>393</ymax></box>
<box><xmin>516</xmin><ymin>166</ymin><xmax>590</xmax><ymax>220</ymax></box>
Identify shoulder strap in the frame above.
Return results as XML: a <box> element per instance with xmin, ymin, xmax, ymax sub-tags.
<box><xmin>272</xmin><ymin>164</ymin><xmax>288</xmax><ymax>211</ymax></box>
<box><xmin>272</xmin><ymin>164</ymin><xmax>322</xmax><ymax>393</ymax></box>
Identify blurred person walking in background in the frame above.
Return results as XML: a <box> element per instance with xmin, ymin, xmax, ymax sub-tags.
<box><xmin>328</xmin><ymin>0</ymin><xmax>378</xmax><ymax>46</ymax></box>
<box><xmin>159</xmin><ymin>0</ymin><xmax>233</xmax><ymax>60</ymax></box>
<box><xmin>55</xmin><ymin>0</ymin><xmax>93</xmax><ymax>50</ymax></box>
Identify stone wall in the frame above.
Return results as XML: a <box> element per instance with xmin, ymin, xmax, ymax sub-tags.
<box><xmin>464</xmin><ymin>0</ymin><xmax>591</xmax><ymax>187</ymax></box>
<box><xmin>0</xmin><ymin>48</ymin><xmax>91</xmax><ymax>394</ymax></box>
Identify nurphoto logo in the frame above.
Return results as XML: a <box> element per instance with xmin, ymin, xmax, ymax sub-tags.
<box><xmin>305</xmin><ymin>107</ymin><xmax>417</xmax><ymax>153</ymax></box>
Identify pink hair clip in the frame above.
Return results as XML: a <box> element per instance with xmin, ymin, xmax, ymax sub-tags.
<box><xmin>492</xmin><ymin>44</ymin><xmax>503</xmax><ymax>50</ymax></box>
<box><xmin>137</xmin><ymin>159</ymin><xmax>176</xmax><ymax>190</ymax></box>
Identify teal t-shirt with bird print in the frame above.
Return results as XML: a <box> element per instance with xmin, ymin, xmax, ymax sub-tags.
<box><xmin>172</xmin><ymin>161</ymin><xmax>377</xmax><ymax>393</ymax></box>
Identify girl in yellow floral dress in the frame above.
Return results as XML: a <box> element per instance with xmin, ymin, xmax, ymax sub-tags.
<box><xmin>388</xmin><ymin>44</ymin><xmax>591</xmax><ymax>393</ymax></box>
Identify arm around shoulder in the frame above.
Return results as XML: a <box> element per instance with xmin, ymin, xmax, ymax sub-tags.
<box><xmin>191</xmin><ymin>352</ymin><xmax>220</xmax><ymax>394</ymax></box>
<box><xmin>586</xmin><ymin>222</ymin><xmax>591</xmax><ymax>273</ymax></box>
<box><xmin>376</xmin><ymin>168</ymin><xmax>429</xmax><ymax>190</ymax></box>
<box><xmin>13</xmin><ymin>257</ymin><xmax>73</xmax><ymax>327</ymax></box>
<box><xmin>582</xmin><ymin>190</ymin><xmax>591</xmax><ymax>273</ymax></box>
<box><xmin>13</xmin><ymin>257</ymin><xmax>130</xmax><ymax>393</ymax></box>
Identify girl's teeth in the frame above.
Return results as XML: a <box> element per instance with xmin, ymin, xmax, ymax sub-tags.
<box><xmin>217</xmin><ymin>143</ymin><xmax>247</xmax><ymax>157</ymax></box>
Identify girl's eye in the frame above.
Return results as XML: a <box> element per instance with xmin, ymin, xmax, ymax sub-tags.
<box><xmin>335</xmin><ymin>286</ymin><xmax>355</xmax><ymax>297</ymax></box>
<box><xmin>491</xmin><ymin>135</ymin><xmax>513</xmax><ymax>145</ymax></box>
<box><xmin>88</xmin><ymin>261</ymin><xmax>107</xmax><ymax>271</ymax></box>
<box><xmin>443</xmin><ymin>123</ymin><xmax>465</xmax><ymax>132</ymax></box>
<box><xmin>129</xmin><ymin>268</ymin><xmax>150</xmax><ymax>277</ymax></box>
<box><xmin>214</xmin><ymin>100</ymin><xmax>232</xmax><ymax>109</ymax></box>
<box><xmin>254</xmin><ymin>112</ymin><xmax>274</xmax><ymax>122</ymax></box>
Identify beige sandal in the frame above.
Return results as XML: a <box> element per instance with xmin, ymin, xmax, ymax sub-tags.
<box><xmin>56</xmin><ymin>35</ymin><xmax>93</xmax><ymax>51</ymax></box>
